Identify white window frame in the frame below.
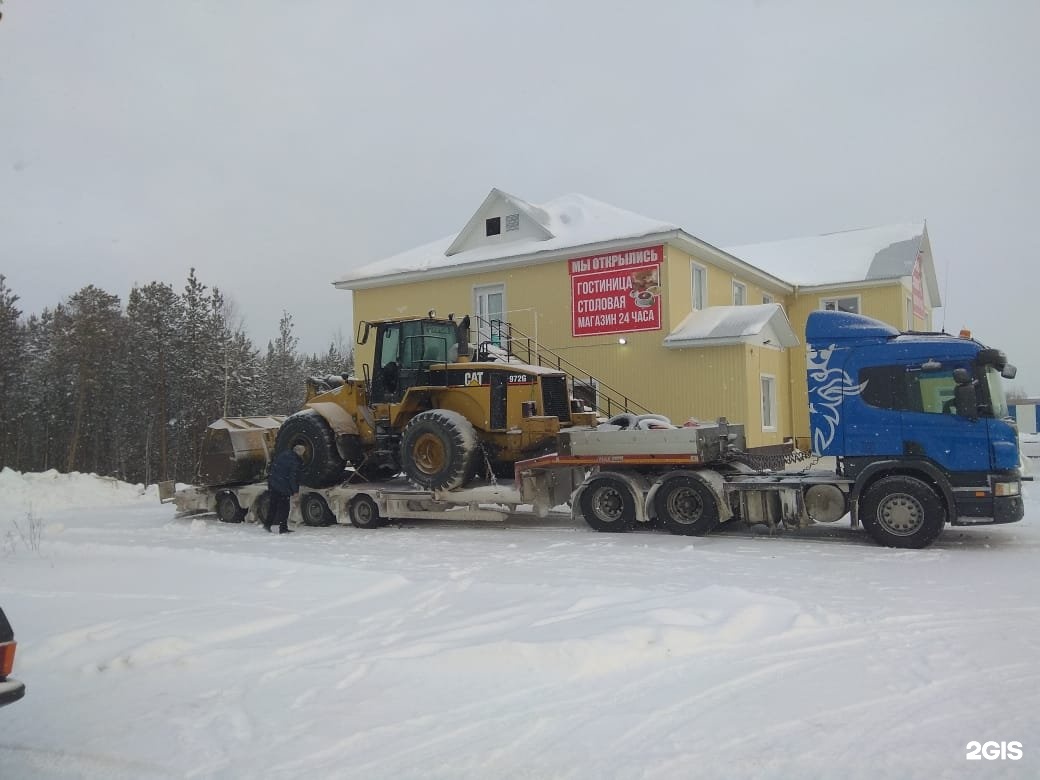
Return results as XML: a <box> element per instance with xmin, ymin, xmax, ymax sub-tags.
<box><xmin>760</xmin><ymin>374</ymin><xmax>777</xmax><ymax>431</ymax></box>
<box><xmin>762</xmin><ymin>293</ymin><xmax>774</xmax><ymax>305</ymax></box>
<box><xmin>905</xmin><ymin>297</ymin><xmax>913</xmax><ymax>329</ymax></box>
<box><xmin>473</xmin><ymin>283</ymin><xmax>506</xmax><ymax>346</ymax></box>
<box><xmin>732</xmin><ymin>280</ymin><xmax>747</xmax><ymax>306</ymax></box>
<box><xmin>820</xmin><ymin>295</ymin><xmax>861</xmax><ymax>314</ymax></box>
<box><xmin>691</xmin><ymin>262</ymin><xmax>708</xmax><ymax>311</ymax></box>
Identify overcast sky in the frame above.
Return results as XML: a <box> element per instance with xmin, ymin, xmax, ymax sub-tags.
<box><xmin>2</xmin><ymin>1</ymin><xmax>1039</xmax><ymax>391</ymax></box>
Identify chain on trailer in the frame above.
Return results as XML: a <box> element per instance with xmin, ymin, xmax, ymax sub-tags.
<box><xmin>731</xmin><ymin>447</ymin><xmax>816</xmax><ymax>472</ymax></box>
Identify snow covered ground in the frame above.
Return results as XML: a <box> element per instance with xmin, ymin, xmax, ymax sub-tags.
<box><xmin>1</xmin><ymin>468</ymin><xmax>1038</xmax><ymax>779</ymax></box>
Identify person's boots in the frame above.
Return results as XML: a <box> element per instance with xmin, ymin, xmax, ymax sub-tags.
<box><xmin>263</xmin><ymin>523</ymin><xmax>272</xmax><ymax>532</ymax></box>
<box><xmin>279</xmin><ymin>525</ymin><xmax>294</xmax><ymax>534</ymax></box>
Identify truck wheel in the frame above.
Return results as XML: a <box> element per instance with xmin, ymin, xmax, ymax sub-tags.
<box><xmin>400</xmin><ymin>410</ymin><xmax>477</xmax><ymax>490</ymax></box>
<box><xmin>578</xmin><ymin>474</ymin><xmax>635</xmax><ymax>532</ymax></box>
<box><xmin>254</xmin><ymin>490</ymin><xmax>272</xmax><ymax>526</ymax></box>
<box><xmin>276</xmin><ymin>409</ymin><xmax>345</xmax><ymax>488</ymax></box>
<box><xmin>860</xmin><ymin>475</ymin><xmax>945</xmax><ymax>549</ymax></box>
<box><xmin>216</xmin><ymin>490</ymin><xmax>246</xmax><ymax>523</ymax></box>
<box><xmin>300</xmin><ymin>492</ymin><xmax>334</xmax><ymax>527</ymax></box>
<box><xmin>349</xmin><ymin>494</ymin><xmax>383</xmax><ymax>529</ymax></box>
<box><xmin>653</xmin><ymin>475</ymin><xmax>718</xmax><ymax>536</ymax></box>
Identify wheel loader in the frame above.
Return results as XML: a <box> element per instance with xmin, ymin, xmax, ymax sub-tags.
<box><xmin>274</xmin><ymin>314</ymin><xmax>599</xmax><ymax>490</ymax></box>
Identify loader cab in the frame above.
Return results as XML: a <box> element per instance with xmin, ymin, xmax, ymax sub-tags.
<box><xmin>366</xmin><ymin>318</ymin><xmax>461</xmax><ymax>404</ymax></box>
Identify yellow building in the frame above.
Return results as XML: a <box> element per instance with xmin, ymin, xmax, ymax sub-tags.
<box><xmin>335</xmin><ymin>189</ymin><xmax>940</xmax><ymax>450</ymax></box>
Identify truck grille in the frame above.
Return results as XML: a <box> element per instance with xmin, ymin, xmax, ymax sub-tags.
<box><xmin>541</xmin><ymin>376</ymin><xmax>571</xmax><ymax>422</ymax></box>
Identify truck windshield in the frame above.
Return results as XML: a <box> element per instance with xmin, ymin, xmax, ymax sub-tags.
<box><xmin>982</xmin><ymin>366</ymin><xmax>1009</xmax><ymax>419</ymax></box>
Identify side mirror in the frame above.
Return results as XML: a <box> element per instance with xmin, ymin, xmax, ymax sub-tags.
<box><xmin>954</xmin><ymin>381</ymin><xmax>978</xmax><ymax>420</ymax></box>
<box><xmin>1002</xmin><ymin>363</ymin><xmax>1017</xmax><ymax>380</ymax></box>
<box><xmin>356</xmin><ymin>321</ymin><xmax>372</xmax><ymax>346</ymax></box>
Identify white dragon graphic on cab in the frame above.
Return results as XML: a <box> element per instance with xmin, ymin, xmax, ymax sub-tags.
<box><xmin>807</xmin><ymin>343</ymin><xmax>868</xmax><ymax>453</ymax></box>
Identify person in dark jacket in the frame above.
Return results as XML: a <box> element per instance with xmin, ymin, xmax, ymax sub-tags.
<box><xmin>266</xmin><ymin>444</ymin><xmax>305</xmax><ymax>534</ymax></box>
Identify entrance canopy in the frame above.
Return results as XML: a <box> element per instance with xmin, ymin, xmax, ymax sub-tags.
<box><xmin>663</xmin><ymin>304</ymin><xmax>799</xmax><ymax>349</ymax></box>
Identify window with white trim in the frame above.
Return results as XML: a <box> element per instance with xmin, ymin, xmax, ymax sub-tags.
<box><xmin>732</xmin><ymin>281</ymin><xmax>747</xmax><ymax>306</ymax></box>
<box><xmin>691</xmin><ymin>263</ymin><xmax>707</xmax><ymax>310</ymax></box>
<box><xmin>905</xmin><ymin>297</ymin><xmax>913</xmax><ymax>329</ymax></box>
<box><xmin>762</xmin><ymin>293</ymin><xmax>773</xmax><ymax>305</ymax></box>
<box><xmin>821</xmin><ymin>295</ymin><xmax>860</xmax><ymax>314</ymax></box>
<box><xmin>761</xmin><ymin>374</ymin><xmax>777</xmax><ymax>431</ymax></box>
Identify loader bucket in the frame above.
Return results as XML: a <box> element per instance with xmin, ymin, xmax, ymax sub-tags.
<box><xmin>196</xmin><ymin>416</ymin><xmax>287</xmax><ymax>487</ymax></box>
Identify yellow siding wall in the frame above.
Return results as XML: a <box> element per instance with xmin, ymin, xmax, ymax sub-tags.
<box><xmin>354</xmin><ymin>251</ymin><xmax>785</xmax><ymax>445</ymax></box>
<box><xmin>352</xmin><ymin>245</ymin><xmax>927</xmax><ymax>450</ymax></box>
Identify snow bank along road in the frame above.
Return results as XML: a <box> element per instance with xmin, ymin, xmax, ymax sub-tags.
<box><xmin>0</xmin><ymin>469</ymin><xmax>1038</xmax><ymax>779</ymax></box>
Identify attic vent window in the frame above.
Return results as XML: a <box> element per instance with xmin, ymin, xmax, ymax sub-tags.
<box><xmin>485</xmin><ymin>217</ymin><xmax>501</xmax><ymax>237</ymax></box>
<box><xmin>505</xmin><ymin>213</ymin><xmax>520</xmax><ymax>232</ymax></box>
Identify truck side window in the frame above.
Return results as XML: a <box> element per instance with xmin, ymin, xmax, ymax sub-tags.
<box><xmin>859</xmin><ymin>365</ymin><xmax>907</xmax><ymax>411</ymax></box>
<box><xmin>911</xmin><ymin>370</ymin><xmax>959</xmax><ymax>415</ymax></box>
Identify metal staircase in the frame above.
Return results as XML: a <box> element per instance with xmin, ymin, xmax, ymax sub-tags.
<box><xmin>472</xmin><ymin>315</ymin><xmax>653</xmax><ymax>418</ymax></box>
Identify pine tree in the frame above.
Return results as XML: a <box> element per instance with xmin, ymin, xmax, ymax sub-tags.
<box><xmin>0</xmin><ymin>275</ymin><xmax>26</xmax><ymax>467</ymax></box>
<box><xmin>126</xmin><ymin>282</ymin><xmax>183</xmax><ymax>483</ymax></box>
<box><xmin>60</xmin><ymin>286</ymin><xmax>125</xmax><ymax>473</ymax></box>
<box><xmin>263</xmin><ymin>311</ymin><xmax>305</xmax><ymax>415</ymax></box>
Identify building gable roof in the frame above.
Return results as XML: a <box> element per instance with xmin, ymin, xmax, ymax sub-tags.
<box><xmin>723</xmin><ymin>222</ymin><xmax>941</xmax><ymax>305</ymax></box>
<box><xmin>663</xmin><ymin>304</ymin><xmax>799</xmax><ymax>349</ymax></box>
<box><xmin>444</xmin><ymin>188</ymin><xmax>555</xmax><ymax>256</ymax></box>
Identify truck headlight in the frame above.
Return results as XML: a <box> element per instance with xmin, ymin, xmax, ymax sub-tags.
<box><xmin>994</xmin><ymin>481</ymin><xmax>1021</xmax><ymax>497</ymax></box>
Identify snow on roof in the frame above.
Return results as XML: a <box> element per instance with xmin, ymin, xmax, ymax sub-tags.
<box><xmin>723</xmin><ymin>222</ymin><xmax>926</xmax><ymax>287</ymax></box>
<box><xmin>663</xmin><ymin>304</ymin><xmax>799</xmax><ymax>349</ymax></box>
<box><xmin>335</xmin><ymin>191</ymin><xmax>679</xmax><ymax>287</ymax></box>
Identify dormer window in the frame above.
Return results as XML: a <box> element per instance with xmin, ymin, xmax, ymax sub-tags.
<box><xmin>485</xmin><ymin>217</ymin><xmax>501</xmax><ymax>236</ymax></box>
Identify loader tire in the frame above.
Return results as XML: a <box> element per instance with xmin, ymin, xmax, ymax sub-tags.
<box><xmin>276</xmin><ymin>409</ymin><xmax>345</xmax><ymax>488</ymax></box>
<box><xmin>400</xmin><ymin>410</ymin><xmax>478</xmax><ymax>491</ymax></box>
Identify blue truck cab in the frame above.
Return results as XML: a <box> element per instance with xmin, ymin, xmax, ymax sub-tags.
<box><xmin>806</xmin><ymin>310</ymin><xmax>1024</xmax><ymax>547</ymax></box>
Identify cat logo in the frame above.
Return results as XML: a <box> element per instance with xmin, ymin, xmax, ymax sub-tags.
<box><xmin>464</xmin><ymin>371</ymin><xmax>484</xmax><ymax>386</ymax></box>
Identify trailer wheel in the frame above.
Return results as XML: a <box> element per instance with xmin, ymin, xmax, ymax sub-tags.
<box><xmin>216</xmin><ymin>490</ymin><xmax>246</xmax><ymax>523</ymax></box>
<box><xmin>300</xmin><ymin>492</ymin><xmax>334</xmax><ymax>527</ymax></box>
<box><xmin>254</xmin><ymin>490</ymin><xmax>272</xmax><ymax>526</ymax></box>
<box><xmin>349</xmin><ymin>494</ymin><xmax>383</xmax><ymax>529</ymax></box>
<box><xmin>860</xmin><ymin>475</ymin><xmax>945</xmax><ymax>548</ymax></box>
<box><xmin>276</xmin><ymin>409</ymin><xmax>346</xmax><ymax>488</ymax></box>
<box><xmin>400</xmin><ymin>410</ymin><xmax>477</xmax><ymax>490</ymax></box>
<box><xmin>578</xmin><ymin>474</ymin><xmax>636</xmax><ymax>532</ymax></box>
<box><xmin>653</xmin><ymin>475</ymin><xmax>718</xmax><ymax>536</ymax></box>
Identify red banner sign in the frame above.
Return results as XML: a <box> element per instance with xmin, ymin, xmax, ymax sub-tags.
<box><xmin>570</xmin><ymin>245</ymin><xmax>664</xmax><ymax>337</ymax></box>
<box><xmin>912</xmin><ymin>252</ymin><xmax>925</xmax><ymax>319</ymax></box>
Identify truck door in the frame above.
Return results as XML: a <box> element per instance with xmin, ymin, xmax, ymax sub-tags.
<box><xmin>899</xmin><ymin>364</ymin><xmax>991</xmax><ymax>473</ymax></box>
<box><xmin>846</xmin><ymin>364</ymin><xmax>904</xmax><ymax>456</ymax></box>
